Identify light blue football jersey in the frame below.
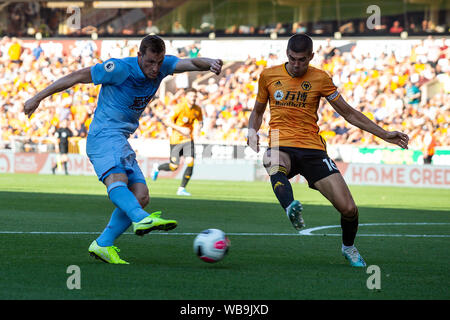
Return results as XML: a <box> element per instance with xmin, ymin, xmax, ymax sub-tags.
<box><xmin>89</xmin><ymin>55</ymin><xmax>179</xmax><ymax>137</ymax></box>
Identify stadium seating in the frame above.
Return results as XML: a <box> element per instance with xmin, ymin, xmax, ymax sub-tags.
<box><xmin>0</xmin><ymin>36</ymin><xmax>448</xmax><ymax>154</ymax></box>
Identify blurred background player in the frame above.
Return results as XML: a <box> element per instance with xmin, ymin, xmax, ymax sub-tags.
<box><xmin>247</xmin><ymin>34</ymin><xmax>409</xmax><ymax>267</ymax></box>
<box><xmin>151</xmin><ymin>88</ymin><xmax>203</xmax><ymax>196</ymax></box>
<box><xmin>24</xmin><ymin>35</ymin><xmax>223</xmax><ymax>264</ymax></box>
<box><xmin>52</xmin><ymin>118</ymin><xmax>73</xmax><ymax>175</ymax></box>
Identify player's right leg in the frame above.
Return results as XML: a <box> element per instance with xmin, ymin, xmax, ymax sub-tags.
<box><xmin>263</xmin><ymin>148</ymin><xmax>304</xmax><ymax>230</ymax></box>
<box><xmin>177</xmin><ymin>142</ymin><xmax>195</xmax><ymax>196</ymax></box>
<box><xmin>86</xmin><ymin>133</ymin><xmax>177</xmax><ymax>263</ymax></box>
<box><xmin>151</xmin><ymin>144</ymin><xmax>181</xmax><ymax>180</ymax></box>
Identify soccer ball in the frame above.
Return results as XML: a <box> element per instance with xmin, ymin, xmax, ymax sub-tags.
<box><xmin>193</xmin><ymin>229</ymin><xmax>230</xmax><ymax>263</ymax></box>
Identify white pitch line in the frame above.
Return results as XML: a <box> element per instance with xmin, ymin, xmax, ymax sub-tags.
<box><xmin>0</xmin><ymin>222</ymin><xmax>449</xmax><ymax>238</ymax></box>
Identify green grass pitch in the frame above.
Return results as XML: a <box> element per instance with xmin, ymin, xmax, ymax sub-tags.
<box><xmin>0</xmin><ymin>173</ymin><xmax>449</xmax><ymax>300</ymax></box>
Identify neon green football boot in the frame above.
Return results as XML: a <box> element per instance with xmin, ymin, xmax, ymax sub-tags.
<box><xmin>88</xmin><ymin>240</ymin><xmax>129</xmax><ymax>264</ymax></box>
<box><xmin>132</xmin><ymin>211</ymin><xmax>178</xmax><ymax>236</ymax></box>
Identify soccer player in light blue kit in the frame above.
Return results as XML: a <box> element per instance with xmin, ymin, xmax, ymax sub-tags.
<box><xmin>24</xmin><ymin>35</ymin><xmax>223</xmax><ymax>264</ymax></box>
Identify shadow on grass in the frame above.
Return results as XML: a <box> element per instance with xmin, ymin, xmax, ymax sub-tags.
<box><xmin>1</xmin><ymin>190</ymin><xmax>448</xmax><ymax>234</ymax></box>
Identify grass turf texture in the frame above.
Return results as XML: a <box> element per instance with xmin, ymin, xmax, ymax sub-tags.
<box><xmin>0</xmin><ymin>173</ymin><xmax>449</xmax><ymax>300</ymax></box>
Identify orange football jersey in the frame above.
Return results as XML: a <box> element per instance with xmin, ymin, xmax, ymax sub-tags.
<box><xmin>256</xmin><ymin>64</ymin><xmax>340</xmax><ymax>150</ymax></box>
<box><xmin>169</xmin><ymin>102</ymin><xmax>203</xmax><ymax>145</ymax></box>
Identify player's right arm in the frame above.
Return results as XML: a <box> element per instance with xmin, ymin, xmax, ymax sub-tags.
<box><xmin>247</xmin><ymin>71</ymin><xmax>269</xmax><ymax>152</ymax></box>
<box><xmin>247</xmin><ymin>100</ymin><xmax>267</xmax><ymax>152</ymax></box>
<box><xmin>165</xmin><ymin>122</ymin><xmax>191</xmax><ymax>137</ymax></box>
<box><xmin>24</xmin><ymin>67</ymin><xmax>93</xmax><ymax>118</ymax></box>
<box><xmin>163</xmin><ymin>106</ymin><xmax>190</xmax><ymax>137</ymax></box>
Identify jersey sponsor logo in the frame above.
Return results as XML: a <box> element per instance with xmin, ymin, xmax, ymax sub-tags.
<box><xmin>104</xmin><ymin>61</ymin><xmax>115</xmax><ymax>72</ymax></box>
<box><xmin>326</xmin><ymin>90</ymin><xmax>339</xmax><ymax>101</ymax></box>
<box><xmin>129</xmin><ymin>95</ymin><xmax>153</xmax><ymax>111</ymax></box>
<box><xmin>273</xmin><ymin>90</ymin><xmax>308</xmax><ymax>108</ymax></box>
<box><xmin>274</xmin><ymin>90</ymin><xmax>284</xmax><ymax>101</ymax></box>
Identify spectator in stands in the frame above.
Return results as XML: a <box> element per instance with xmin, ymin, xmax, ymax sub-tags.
<box><xmin>145</xmin><ymin>20</ymin><xmax>160</xmax><ymax>35</ymax></box>
<box><xmin>292</xmin><ymin>22</ymin><xmax>307</xmax><ymax>34</ymax></box>
<box><xmin>339</xmin><ymin>21</ymin><xmax>355</xmax><ymax>34</ymax></box>
<box><xmin>8</xmin><ymin>37</ymin><xmax>22</xmax><ymax>63</ymax></box>
<box><xmin>422</xmin><ymin>121</ymin><xmax>438</xmax><ymax>164</ymax></box>
<box><xmin>172</xmin><ymin>21</ymin><xmax>186</xmax><ymax>34</ymax></box>
<box><xmin>405</xmin><ymin>80</ymin><xmax>421</xmax><ymax>109</ymax></box>
<box><xmin>32</xmin><ymin>41</ymin><xmax>43</xmax><ymax>60</ymax></box>
<box><xmin>422</xmin><ymin>20</ymin><xmax>432</xmax><ymax>33</ymax></box>
<box><xmin>389</xmin><ymin>20</ymin><xmax>404</xmax><ymax>34</ymax></box>
<box><xmin>188</xmin><ymin>43</ymin><xmax>200</xmax><ymax>58</ymax></box>
<box><xmin>0</xmin><ymin>36</ymin><xmax>448</xmax><ymax>152</ymax></box>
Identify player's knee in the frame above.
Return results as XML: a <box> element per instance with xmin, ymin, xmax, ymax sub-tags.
<box><xmin>186</xmin><ymin>157</ymin><xmax>194</xmax><ymax>167</ymax></box>
<box><xmin>340</xmin><ymin>204</ymin><xmax>358</xmax><ymax>221</ymax></box>
<box><xmin>137</xmin><ymin>193</ymin><xmax>150</xmax><ymax>208</ymax></box>
<box><xmin>169</xmin><ymin>163</ymin><xmax>179</xmax><ymax>171</ymax></box>
<box><xmin>268</xmin><ymin>165</ymin><xmax>288</xmax><ymax>176</ymax></box>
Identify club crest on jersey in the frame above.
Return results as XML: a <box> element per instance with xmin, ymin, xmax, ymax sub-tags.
<box><xmin>104</xmin><ymin>61</ymin><xmax>115</xmax><ymax>72</ymax></box>
<box><xmin>182</xmin><ymin>117</ymin><xmax>189</xmax><ymax>123</ymax></box>
<box><xmin>274</xmin><ymin>90</ymin><xmax>284</xmax><ymax>101</ymax></box>
<box><xmin>301</xmin><ymin>81</ymin><xmax>312</xmax><ymax>91</ymax></box>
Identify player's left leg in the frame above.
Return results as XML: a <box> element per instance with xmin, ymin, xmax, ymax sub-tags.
<box><xmin>61</xmin><ymin>153</ymin><xmax>69</xmax><ymax>175</ymax></box>
<box><xmin>177</xmin><ymin>142</ymin><xmax>195</xmax><ymax>196</ymax></box>
<box><xmin>177</xmin><ymin>156</ymin><xmax>194</xmax><ymax>196</ymax></box>
<box><xmin>314</xmin><ymin>173</ymin><xmax>366</xmax><ymax>267</ymax></box>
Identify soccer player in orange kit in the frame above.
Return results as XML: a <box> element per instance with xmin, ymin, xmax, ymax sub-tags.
<box><xmin>247</xmin><ymin>34</ymin><xmax>409</xmax><ymax>267</ymax></box>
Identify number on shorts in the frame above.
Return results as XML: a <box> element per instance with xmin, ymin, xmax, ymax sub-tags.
<box><xmin>323</xmin><ymin>158</ymin><xmax>337</xmax><ymax>171</ymax></box>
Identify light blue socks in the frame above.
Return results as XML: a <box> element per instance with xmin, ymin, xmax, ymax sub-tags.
<box><xmin>96</xmin><ymin>181</ymin><xmax>149</xmax><ymax>247</ymax></box>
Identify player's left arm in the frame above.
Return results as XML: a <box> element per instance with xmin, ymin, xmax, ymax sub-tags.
<box><xmin>328</xmin><ymin>96</ymin><xmax>409</xmax><ymax>149</ymax></box>
<box><xmin>174</xmin><ymin>58</ymin><xmax>223</xmax><ymax>75</ymax></box>
<box><xmin>193</xmin><ymin>120</ymin><xmax>203</xmax><ymax>140</ymax></box>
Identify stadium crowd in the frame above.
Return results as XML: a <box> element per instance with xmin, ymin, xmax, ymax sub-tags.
<box><xmin>2</xmin><ymin>2</ymin><xmax>448</xmax><ymax>38</ymax></box>
<box><xmin>0</xmin><ymin>36</ymin><xmax>448</xmax><ymax>157</ymax></box>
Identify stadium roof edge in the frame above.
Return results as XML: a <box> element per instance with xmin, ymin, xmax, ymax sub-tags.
<box><xmin>11</xmin><ymin>35</ymin><xmax>450</xmax><ymax>41</ymax></box>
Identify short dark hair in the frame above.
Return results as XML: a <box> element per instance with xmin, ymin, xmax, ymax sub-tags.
<box><xmin>139</xmin><ymin>35</ymin><xmax>165</xmax><ymax>55</ymax></box>
<box><xmin>287</xmin><ymin>34</ymin><xmax>313</xmax><ymax>53</ymax></box>
<box><xmin>185</xmin><ymin>88</ymin><xmax>197</xmax><ymax>94</ymax></box>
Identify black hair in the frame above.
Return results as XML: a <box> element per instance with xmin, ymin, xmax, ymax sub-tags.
<box><xmin>287</xmin><ymin>34</ymin><xmax>313</xmax><ymax>53</ymax></box>
<box><xmin>185</xmin><ymin>88</ymin><xmax>197</xmax><ymax>94</ymax></box>
<box><xmin>139</xmin><ymin>35</ymin><xmax>165</xmax><ymax>55</ymax></box>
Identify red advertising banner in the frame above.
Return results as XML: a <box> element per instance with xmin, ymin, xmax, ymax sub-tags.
<box><xmin>341</xmin><ymin>163</ymin><xmax>450</xmax><ymax>188</ymax></box>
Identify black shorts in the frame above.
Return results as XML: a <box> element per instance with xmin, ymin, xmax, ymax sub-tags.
<box><xmin>59</xmin><ymin>144</ymin><xmax>69</xmax><ymax>154</ymax></box>
<box><xmin>170</xmin><ymin>141</ymin><xmax>195</xmax><ymax>165</ymax></box>
<box><xmin>269</xmin><ymin>147</ymin><xmax>340</xmax><ymax>189</ymax></box>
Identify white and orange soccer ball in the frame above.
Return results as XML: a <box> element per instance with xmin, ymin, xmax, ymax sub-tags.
<box><xmin>193</xmin><ymin>229</ymin><xmax>230</xmax><ymax>263</ymax></box>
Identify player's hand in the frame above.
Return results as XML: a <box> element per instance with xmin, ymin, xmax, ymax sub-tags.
<box><xmin>210</xmin><ymin>59</ymin><xmax>223</xmax><ymax>75</ymax></box>
<box><xmin>178</xmin><ymin>127</ymin><xmax>191</xmax><ymax>137</ymax></box>
<box><xmin>247</xmin><ymin>130</ymin><xmax>260</xmax><ymax>153</ymax></box>
<box><xmin>24</xmin><ymin>97</ymin><xmax>41</xmax><ymax>118</ymax></box>
<box><xmin>383</xmin><ymin>131</ymin><xmax>410</xmax><ymax>149</ymax></box>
